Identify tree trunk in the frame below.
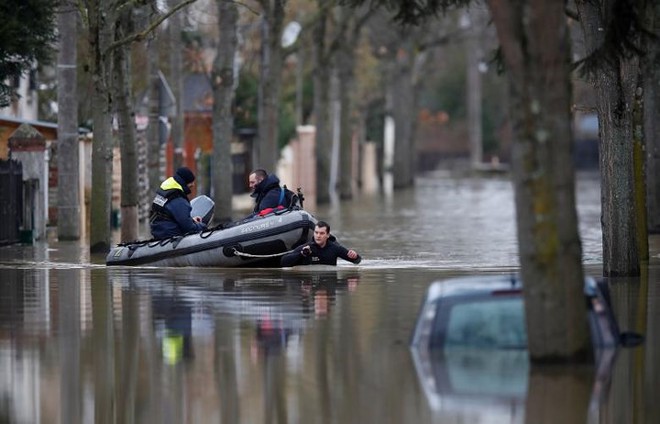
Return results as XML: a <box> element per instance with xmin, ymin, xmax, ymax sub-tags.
<box><xmin>313</xmin><ymin>2</ymin><xmax>332</xmax><ymax>204</ymax></box>
<box><xmin>211</xmin><ymin>0</ymin><xmax>238</xmax><ymax>224</ymax></box>
<box><xmin>88</xmin><ymin>0</ymin><xmax>114</xmax><ymax>253</ymax></box>
<box><xmin>633</xmin><ymin>69</ymin><xmax>649</xmax><ymax>262</ymax></box>
<box><xmin>408</xmin><ymin>50</ymin><xmax>428</xmax><ymax>182</ymax></box>
<box><xmin>58</xmin><ymin>270</ymin><xmax>81</xmax><ymax>424</ymax></box>
<box><xmin>57</xmin><ymin>0</ymin><xmax>80</xmax><ymax>240</ymax></box>
<box><xmin>257</xmin><ymin>0</ymin><xmax>287</xmax><ymax>173</ymax></box>
<box><xmin>597</xmin><ymin>65</ymin><xmax>642</xmax><ymax>275</ymax></box>
<box><xmin>392</xmin><ymin>39</ymin><xmax>415</xmax><ymax>189</ymax></box>
<box><xmin>525</xmin><ymin>365</ymin><xmax>593</xmax><ymax>424</ymax></box>
<box><xmin>169</xmin><ymin>0</ymin><xmax>185</xmax><ymax>171</ymax></box>
<box><xmin>486</xmin><ymin>0</ymin><xmax>591</xmax><ymax>362</ymax></box>
<box><xmin>117</xmin><ymin>290</ymin><xmax>139</xmax><ymax>423</ymax></box>
<box><xmin>214</xmin><ymin>317</ymin><xmax>240</xmax><ymax>423</ymax></box>
<box><xmin>114</xmin><ymin>11</ymin><xmax>139</xmax><ymax>242</ymax></box>
<box><xmin>91</xmin><ymin>274</ymin><xmax>116</xmax><ymax>422</ymax></box>
<box><xmin>576</xmin><ymin>0</ymin><xmax>642</xmax><ymax>276</ymax></box>
<box><xmin>466</xmin><ymin>9</ymin><xmax>484</xmax><ymax>168</ymax></box>
<box><xmin>336</xmin><ymin>6</ymin><xmax>367</xmax><ymax>200</ymax></box>
<box><xmin>337</xmin><ymin>45</ymin><xmax>355</xmax><ymax>200</ymax></box>
<box><xmin>644</xmin><ymin>3</ymin><xmax>660</xmax><ymax>233</ymax></box>
<box><xmin>82</xmin><ymin>0</ymin><xmax>199</xmax><ymax>253</ymax></box>
<box><xmin>147</xmin><ymin>38</ymin><xmax>161</xmax><ymax>194</ymax></box>
<box><xmin>379</xmin><ymin>29</ymin><xmax>426</xmax><ymax>190</ymax></box>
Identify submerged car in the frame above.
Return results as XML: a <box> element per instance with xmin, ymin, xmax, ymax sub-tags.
<box><xmin>409</xmin><ymin>275</ymin><xmax>642</xmax><ymax>421</ymax></box>
<box><xmin>410</xmin><ymin>274</ymin><xmax>624</xmax><ymax>352</ymax></box>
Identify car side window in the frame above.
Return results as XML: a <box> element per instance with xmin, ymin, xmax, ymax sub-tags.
<box><xmin>443</xmin><ymin>298</ymin><xmax>527</xmax><ymax>349</ymax></box>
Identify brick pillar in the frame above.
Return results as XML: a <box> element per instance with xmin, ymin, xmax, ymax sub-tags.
<box><xmin>8</xmin><ymin>123</ymin><xmax>48</xmax><ymax>241</ymax></box>
<box><xmin>361</xmin><ymin>141</ymin><xmax>379</xmax><ymax>194</ymax></box>
<box><xmin>293</xmin><ymin>126</ymin><xmax>317</xmax><ymax>211</ymax></box>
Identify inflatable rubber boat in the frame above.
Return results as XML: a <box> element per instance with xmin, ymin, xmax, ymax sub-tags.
<box><xmin>106</xmin><ymin>207</ymin><xmax>317</xmax><ymax>267</ymax></box>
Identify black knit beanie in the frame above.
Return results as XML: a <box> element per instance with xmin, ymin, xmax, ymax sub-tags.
<box><xmin>175</xmin><ymin>167</ymin><xmax>195</xmax><ymax>184</ymax></box>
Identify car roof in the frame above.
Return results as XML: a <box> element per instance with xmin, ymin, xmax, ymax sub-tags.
<box><xmin>426</xmin><ymin>274</ymin><xmax>596</xmax><ymax>301</ymax></box>
<box><xmin>426</xmin><ymin>275</ymin><xmax>522</xmax><ymax>300</ymax></box>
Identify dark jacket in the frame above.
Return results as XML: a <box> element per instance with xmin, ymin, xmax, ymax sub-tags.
<box><xmin>149</xmin><ymin>176</ymin><xmax>206</xmax><ymax>239</ymax></box>
<box><xmin>250</xmin><ymin>174</ymin><xmax>288</xmax><ymax>216</ymax></box>
<box><xmin>281</xmin><ymin>238</ymin><xmax>362</xmax><ymax>267</ymax></box>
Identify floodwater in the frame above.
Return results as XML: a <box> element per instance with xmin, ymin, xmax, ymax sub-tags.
<box><xmin>0</xmin><ymin>171</ymin><xmax>658</xmax><ymax>424</ymax></box>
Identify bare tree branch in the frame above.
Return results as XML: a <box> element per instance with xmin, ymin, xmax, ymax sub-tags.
<box><xmin>104</xmin><ymin>0</ymin><xmax>197</xmax><ymax>53</ymax></box>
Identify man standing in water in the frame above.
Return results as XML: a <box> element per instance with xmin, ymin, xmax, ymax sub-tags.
<box><xmin>281</xmin><ymin>221</ymin><xmax>361</xmax><ymax>267</ymax></box>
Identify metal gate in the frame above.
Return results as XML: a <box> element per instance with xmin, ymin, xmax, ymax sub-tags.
<box><xmin>0</xmin><ymin>159</ymin><xmax>23</xmax><ymax>245</ymax></box>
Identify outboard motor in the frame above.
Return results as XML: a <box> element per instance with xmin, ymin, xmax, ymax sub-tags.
<box><xmin>190</xmin><ymin>195</ymin><xmax>215</xmax><ymax>225</ymax></box>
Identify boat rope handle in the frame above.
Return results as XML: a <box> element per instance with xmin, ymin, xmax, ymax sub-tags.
<box><xmin>231</xmin><ymin>248</ymin><xmax>295</xmax><ymax>258</ymax></box>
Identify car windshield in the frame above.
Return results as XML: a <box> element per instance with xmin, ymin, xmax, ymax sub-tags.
<box><xmin>441</xmin><ymin>297</ymin><xmax>527</xmax><ymax>349</ymax></box>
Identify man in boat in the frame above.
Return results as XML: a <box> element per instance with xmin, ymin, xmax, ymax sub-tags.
<box><xmin>246</xmin><ymin>168</ymin><xmax>296</xmax><ymax>218</ymax></box>
<box><xmin>281</xmin><ymin>221</ymin><xmax>362</xmax><ymax>267</ymax></box>
<box><xmin>149</xmin><ymin>167</ymin><xmax>207</xmax><ymax>239</ymax></box>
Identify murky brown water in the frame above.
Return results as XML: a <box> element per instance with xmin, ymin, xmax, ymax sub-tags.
<box><xmin>0</xmin><ymin>172</ymin><xmax>658</xmax><ymax>423</ymax></box>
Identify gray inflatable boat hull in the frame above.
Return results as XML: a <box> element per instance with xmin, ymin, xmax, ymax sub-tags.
<box><xmin>106</xmin><ymin>209</ymin><xmax>317</xmax><ymax>267</ymax></box>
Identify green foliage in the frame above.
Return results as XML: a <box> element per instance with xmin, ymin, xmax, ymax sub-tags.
<box><xmin>181</xmin><ymin>30</ymin><xmax>204</xmax><ymax>48</ymax></box>
<box><xmin>423</xmin><ymin>69</ymin><xmax>467</xmax><ymax>120</ymax></box>
<box><xmin>365</xmin><ymin>98</ymin><xmax>385</xmax><ymax>145</ymax></box>
<box><xmin>0</xmin><ymin>0</ymin><xmax>59</xmax><ymax>107</ymax></box>
<box><xmin>234</xmin><ymin>71</ymin><xmax>258</xmax><ymax>129</ymax></box>
<box><xmin>299</xmin><ymin>75</ymin><xmax>314</xmax><ymax>125</ymax></box>
<box><xmin>234</xmin><ymin>67</ymin><xmax>305</xmax><ymax>148</ymax></box>
<box><xmin>481</xmin><ymin>78</ymin><xmax>506</xmax><ymax>156</ymax></box>
<box><xmin>277</xmin><ymin>69</ymin><xmax>315</xmax><ymax>149</ymax></box>
<box><xmin>419</xmin><ymin>48</ymin><xmax>467</xmax><ymax>120</ymax></box>
<box><xmin>278</xmin><ymin>76</ymin><xmax>300</xmax><ymax>150</ymax></box>
<box><xmin>38</xmin><ymin>78</ymin><xmax>58</xmax><ymax>122</ymax></box>
<box><xmin>278</xmin><ymin>104</ymin><xmax>296</xmax><ymax>150</ymax></box>
<box><xmin>418</xmin><ymin>42</ymin><xmax>508</xmax><ymax>157</ymax></box>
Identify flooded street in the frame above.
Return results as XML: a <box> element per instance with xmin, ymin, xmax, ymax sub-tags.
<box><xmin>1</xmin><ymin>172</ymin><xmax>658</xmax><ymax>423</ymax></box>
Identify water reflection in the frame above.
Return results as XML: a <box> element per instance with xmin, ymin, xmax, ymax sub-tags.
<box><xmin>0</xmin><ymin>267</ymin><xmax>369</xmax><ymax>423</ymax></box>
<box><xmin>410</xmin><ymin>344</ymin><xmax>620</xmax><ymax>423</ymax></box>
<box><xmin>411</xmin><ymin>347</ymin><xmax>528</xmax><ymax>421</ymax></box>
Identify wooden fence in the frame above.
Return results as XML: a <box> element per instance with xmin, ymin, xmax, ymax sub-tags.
<box><xmin>0</xmin><ymin>159</ymin><xmax>23</xmax><ymax>245</ymax></box>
